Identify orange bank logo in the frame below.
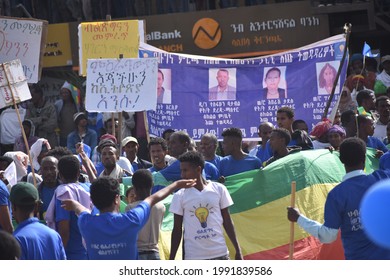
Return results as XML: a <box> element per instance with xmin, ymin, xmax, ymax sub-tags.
<box><xmin>192</xmin><ymin>18</ymin><xmax>222</xmax><ymax>50</ymax></box>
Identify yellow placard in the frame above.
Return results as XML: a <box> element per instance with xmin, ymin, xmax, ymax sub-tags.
<box><xmin>79</xmin><ymin>20</ymin><xmax>139</xmax><ymax>76</ymax></box>
<box><xmin>42</xmin><ymin>23</ymin><xmax>72</xmax><ymax>68</ymax></box>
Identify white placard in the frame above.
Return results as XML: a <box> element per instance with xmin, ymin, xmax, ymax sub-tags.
<box><xmin>0</xmin><ymin>59</ymin><xmax>30</xmax><ymax>109</ymax></box>
<box><xmin>0</xmin><ymin>17</ymin><xmax>45</xmax><ymax>83</ymax></box>
<box><xmin>86</xmin><ymin>58</ymin><xmax>158</xmax><ymax>112</ymax></box>
<box><xmin>3</xmin><ymin>161</ymin><xmax>17</xmax><ymax>187</ymax></box>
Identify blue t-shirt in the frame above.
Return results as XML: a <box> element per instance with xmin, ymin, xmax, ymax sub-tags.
<box><xmin>379</xmin><ymin>150</ymin><xmax>390</xmax><ymax>170</ymax></box>
<box><xmin>160</xmin><ymin>160</ymin><xmax>220</xmax><ymax>181</ymax></box>
<box><xmin>148</xmin><ymin>166</ymin><xmax>158</xmax><ymax>173</ymax></box>
<box><xmin>206</xmin><ymin>155</ymin><xmax>223</xmax><ymax>170</ymax></box>
<box><xmin>95</xmin><ymin>162</ymin><xmax>104</xmax><ymax>176</ymax></box>
<box><xmin>0</xmin><ymin>180</ymin><xmax>11</xmax><ymax>230</ymax></box>
<box><xmin>219</xmin><ymin>155</ymin><xmax>261</xmax><ymax>177</ymax></box>
<box><xmin>78</xmin><ymin>201</ymin><xmax>150</xmax><ymax>260</ymax></box>
<box><xmin>324</xmin><ymin>170</ymin><xmax>390</xmax><ymax>260</ymax></box>
<box><xmin>88</xmin><ymin>112</ymin><xmax>103</xmax><ymax>135</ymax></box>
<box><xmin>367</xmin><ymin>136</ymin><xmax>388</xmax><ymax>153</ymax></box>
<box><xmin>39</xmin><ymin>183</ymin><xmax>58</xmax><ymax>214</ymax></box>
<box><xmin>14</xmin><ymin>217</ymin><xmax>66</xmax><ymax>260</ymax></box>
<box><xmin>55</xmin><ymin>182</ymin><xmax>91</xmax><ymax>260</ymax></box>
<box><xmin>255</xmin><ymin>144</ymin><xmax>272</xmax><ymax>163</ymax></box>
<box><xmin>204</xmin><ymin>162</ymin><xmax>220</xmax><ymax>181</ymax></box>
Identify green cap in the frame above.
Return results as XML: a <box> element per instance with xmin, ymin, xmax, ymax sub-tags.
<box><xmin>10</xmin><ymin>182</ymin><xmax>39</xmax><ymax>205</ymax></box>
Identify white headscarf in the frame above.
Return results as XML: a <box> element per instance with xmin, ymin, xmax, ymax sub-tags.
<box><xmin>30</xmin><ymin>138</ymin><xmax>51</xmax><ymax>171</ymax></box>
<box><xmin>3</xmin><ymin>151</ymin><xmax>28</xmax><ymax>182</ymax></box>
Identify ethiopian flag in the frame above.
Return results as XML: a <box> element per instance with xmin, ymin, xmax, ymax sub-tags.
<box><xmin>155</xmin><ymin>148</ymin><xmax>379</xmax><ymax>260</ymax></box>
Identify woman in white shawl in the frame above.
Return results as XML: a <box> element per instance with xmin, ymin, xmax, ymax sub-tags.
<box><xmin>25</xmin><ymin>138</ymin><xmax>51</xmax><ymax>185</ymax></box>
<box><xmin>3</xmin><ymin>151</ymin><xmax>29</xmax><ymax>184</ymax></box>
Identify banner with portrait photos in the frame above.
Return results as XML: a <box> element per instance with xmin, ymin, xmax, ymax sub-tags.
<box><xmin>140</xmin><ymin>34</ymin><xmax>348</xmax><ymax>141</ymax></box>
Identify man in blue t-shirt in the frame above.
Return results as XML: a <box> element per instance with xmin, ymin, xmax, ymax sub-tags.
<box><xmin>159</xmin><ymin>131</ymin><xmax>220</xmax><ymax>184</ymax></box>
<box><xmin>253</xmin><ymin>122</ymin><xmax>274</xmax><ymax>163</ymax></box>
<box><xmin>219</xmin><ymin>127</ymin><xmax>261</xmax><ymax>179</ymax></box>
<box><xmin>53</xmin><ymin>155</ymin><xmax>94</xmax><ymax>260</ymax></box>
<box><xmin>61</xmin><ymin>171</ymin><xmax>196</xmax><ymax>260</ymax></box>
<box><xmin>287</xmin><ymin>138</ymin><xmax>390</xmax><ymax>259</ymax></box>
<box><xmin>10</xmin><ymin>182</ymin><xmax>66</xmax><ymax>260</ymax></box>
<box><xmin>200</xmin><ymin>133</ymin><xmax>223</xmax><ymax>170</ymax></box>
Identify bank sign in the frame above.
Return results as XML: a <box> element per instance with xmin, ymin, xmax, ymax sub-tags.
<box><xmin>142</xmin><ymin>1</ymin><xmax>329</xmax><ymax>58</ymax></box>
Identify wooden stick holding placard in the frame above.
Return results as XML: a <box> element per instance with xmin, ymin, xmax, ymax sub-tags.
<box><xmin>103</xmin><ymin>14</ymin><xmax>117</xmax><ymax>142</ymax></box>
<box><xmin>143</xmin><ymin>111</ymin><xmax>150</xmax><ymax>144</ymax></box>
<box><xmin>118</xmin><ymin>113</ymin><xmax>123</xmax><ymax>148</ymax></box>
<box><xmin>2</xmin><ymin>62</ymin><xmax>37</xmax><ymax>187</ymax></box>
<box><xmin>118</xmin><ymin>54</ymin><xmax>123</xmax><ymax>151</ymax></box>
<box><xmin>322</xmin><ymin>23</ymin><xmax>351</xmax><ymax>119</ymax></box>
<box><xmin>289</xmin><ymin>181</ymin><xmax>296</xmax><ymax>260</ymax></box>
<box><xmin>110</xmin><ymin>114</ymin><xmax>116</xmax><ymax>139</ymax></box>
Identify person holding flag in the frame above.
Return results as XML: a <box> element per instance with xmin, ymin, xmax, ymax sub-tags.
<box><xmin>346</xmin><ymin>43</ymin><xmax>378</xmax><ymax>94</ymax></box>
<box><xmin>287</xmin><ymin>138</ymin><xmax>390</xmax><ymax>260</ymax></box>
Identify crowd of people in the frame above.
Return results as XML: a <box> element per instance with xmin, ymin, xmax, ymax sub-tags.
<box><xmin>1</xmin><ymin>51</ymin><xmax>390</xmax><ymax>260</ymax></box>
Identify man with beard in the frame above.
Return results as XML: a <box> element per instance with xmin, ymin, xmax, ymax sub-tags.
<box><xmin>209</xmin><ymin>69</ymin><xmax>236</xmax><ymax>101</ymax></box>
<box><xmin>99</xmin><ymin>141</ymin><xmax>131</xmax><ymax>180</ymax></box>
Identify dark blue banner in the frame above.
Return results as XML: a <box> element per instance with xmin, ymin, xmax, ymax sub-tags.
<box><xmin>140</xmin><ymin>34</ymin><xmax>348</xmax><ymax>140</ymax></box>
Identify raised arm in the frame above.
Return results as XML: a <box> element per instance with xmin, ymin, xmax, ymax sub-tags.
<box><xmin>144</xmin><ymin>179</ymin><xmax>196</xmax><ymax>207</ymax></box>
<box><xmin>287</xmin><ymin>207</ymin><xmax>338</xmax><ymax>243</ymax></box>
<box><xmin>61</xmin><ymin>199</ymin><xmax>91</xmax><ymax>216</ymax></box>
<box><xmin>77</xmin><ymin>143</ymin><xmax>98</xmax><ymax>182</ymax></box>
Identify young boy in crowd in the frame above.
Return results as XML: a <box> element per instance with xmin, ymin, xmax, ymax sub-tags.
<box><xmin>170</xmin><ymin>151</ymin><xmax>243</xmax><ymax>260</ymax></box>
<box><xmin>125</xmin><ymin>169</ymin><xmax>166</xmax><ymax>260</ymax></box>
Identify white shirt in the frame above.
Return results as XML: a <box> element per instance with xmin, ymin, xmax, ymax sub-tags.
<box><xmin>170</xmin><ymin>181</ymin><xmax>233</xmax><ymax>259</ymax></box>
<box><xmin>0</xmin><ymin>107</ymin><xmax>26</xmax><ymax>144</ymax></box>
